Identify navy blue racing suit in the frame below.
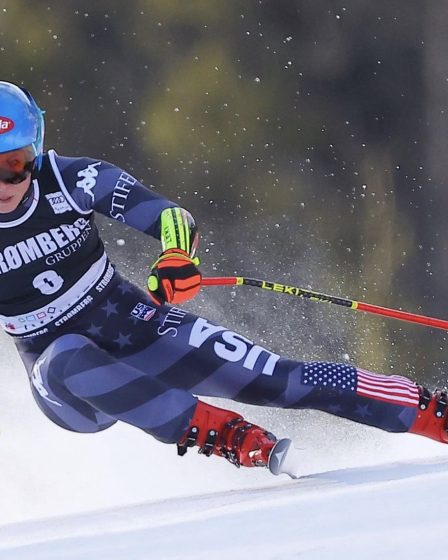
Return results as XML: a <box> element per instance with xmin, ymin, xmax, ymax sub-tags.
<box><xmin>2</xmin><ymin>150</ymin><xmax>421</xmax><ymax>445</ymax></box>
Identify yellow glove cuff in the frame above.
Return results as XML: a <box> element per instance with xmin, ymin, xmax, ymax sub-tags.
<box><xmin>160</xmin><ymin>207</ymin><xmax>196</xmax><ymax>255</ymax></box>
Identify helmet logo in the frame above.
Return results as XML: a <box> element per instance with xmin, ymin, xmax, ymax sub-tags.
<box><xmin>0</xmin><ymin>117</ymin><xmax>14</xmax><ymax>134</ymax></box>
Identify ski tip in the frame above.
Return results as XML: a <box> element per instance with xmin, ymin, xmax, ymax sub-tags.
<box><xmin>268</xmin><ymin>438</ymin><xmax>300</xmax><ymax>479</ymax></box>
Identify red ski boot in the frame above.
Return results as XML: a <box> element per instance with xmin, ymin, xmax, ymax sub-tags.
<box><xmin>409</xmin><ymin>387</ymin><xmax>448</xmax><ymax>443</ymax></box>
<box><xmin>177</xmin><ymin>401</ymin><xmax>278</xmax><ymax>468</ymax></box>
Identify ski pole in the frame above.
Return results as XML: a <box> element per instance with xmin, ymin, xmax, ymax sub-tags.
<box><xmin>201</xmin><ymin>276</ymin><xmax>448</xmax><ymax>331</ymax></box>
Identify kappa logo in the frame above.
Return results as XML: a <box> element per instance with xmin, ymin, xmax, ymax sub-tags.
<box><xmin>131</xmin><ymin>302</ymin><xmax>157</xmax><ymax>322</ymax></box>
<box><xmin>45</xmin><ymin>191</ymin><xmax>72</xmax><ymax>214</ymax></box>
<box><xmin>76</xmin><ymin>161</ymin><xmax>101</xmax><ymax>202</ymax></box>
<box><xmin>0</xmin><ymin>117</ymin><xmax>14</xmax><ymax>134</ymax></box>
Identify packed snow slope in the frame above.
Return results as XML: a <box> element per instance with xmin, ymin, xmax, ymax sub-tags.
<box><xmin>1</xmin><ymin>455</ymin><xmax>448</xmax><ymax>560</ymax></box>
<box><xmin>2</xmin><ymin>329</ymin><xmax>448</xmax><ymax>559</ymax></box>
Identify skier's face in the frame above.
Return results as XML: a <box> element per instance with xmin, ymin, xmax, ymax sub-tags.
<box><xmin>0</xmin><ymin>173</ymin><xmax>32</xmax><ymax>213</ymax></box>
<box><xmin>0</xmin><ymin>145</ymin><xmax>35</xmax><ymax>213</ymax></box>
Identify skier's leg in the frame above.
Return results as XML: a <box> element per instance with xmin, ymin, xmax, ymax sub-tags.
<box><xmin>108</xmin><ymin>302</ymin><xmax>447</xmax><ymax>445</ymax></box>
<box><xmin>19</xmin><ymin>275</ymin><xmax>445</xmax><ymax>474</ymax></box>
<box><xmin>25</xmin><ymin>333</ymin><xmax>279</xmax><ymax>469</ymax></box>
<box><xmin>27</xmin><ymin>333</ymin><xmax>197</xmax><ymax>443</ymax></box>
<box><xmin>28</xmin><ymin>337</ymin><xmax>117</xmax><ymax>434</ymax></box>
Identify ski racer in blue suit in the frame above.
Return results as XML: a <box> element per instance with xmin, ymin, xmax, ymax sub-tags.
<box><xmin>0</xmin><ymin>81</ymin><xmax>446</xmax><ymax>477</ymax></box>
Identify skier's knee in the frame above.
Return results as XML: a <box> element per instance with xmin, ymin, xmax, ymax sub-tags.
<box><xmin>31</xmin><ymin>334</ymin><xmax>117</xmax><ymax>434</ymax></box>
<box><xmin>31</xmin><ymin>333</ymin><xmax>94</xmax><ymax>397</ymax></box>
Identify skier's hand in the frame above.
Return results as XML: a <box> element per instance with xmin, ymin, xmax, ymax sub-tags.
<box><xmin>147</xmin><ymin>249</ymin><xmax>201</xmax><ymax>305</ymax></box>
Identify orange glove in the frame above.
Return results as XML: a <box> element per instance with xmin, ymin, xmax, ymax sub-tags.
<box><xmin>147</xmin><ymin>249</ymin><xmax>201</xmax><ymax>305</ymax></box>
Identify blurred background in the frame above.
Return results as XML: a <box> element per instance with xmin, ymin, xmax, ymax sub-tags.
<box><xmin>2</xmin><ymin>0</ymin><xmax>448</xmax><ymax>524</ymax></box>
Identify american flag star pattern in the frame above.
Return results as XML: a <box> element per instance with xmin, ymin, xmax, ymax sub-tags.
<box><xmin>303</xmin><ymin>362</ymin><xmax>420</xmax><ymax>408</ymax></box>
<box><xmin>303</xmin><ymin>362</ymin><xmax>357</xmax><ymax>391</ymax></box>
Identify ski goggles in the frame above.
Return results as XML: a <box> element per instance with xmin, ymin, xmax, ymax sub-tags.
<box><xmin>0</xmin><ymin>145</ymin><xmax>36</xmax><ymax>184</ymax></box>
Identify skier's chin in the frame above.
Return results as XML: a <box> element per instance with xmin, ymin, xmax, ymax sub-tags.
<box><xmin>0</xmin><ymin>195</ymin><xmax>22</xmax><ymax>213</ymax></box>
<box><xmin>0</xmin><ymin>177</ymin><xmax>31</xmax><ymax>213</ymax></box>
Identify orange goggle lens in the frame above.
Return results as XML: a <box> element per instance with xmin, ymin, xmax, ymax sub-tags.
<box><xmin>0</xmin><ymin>145</ymin><xmax>36</xmax><ymax>184</ymax></box>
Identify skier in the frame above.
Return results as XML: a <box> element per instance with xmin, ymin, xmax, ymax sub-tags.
<box><xmin>0</xmin><ymin>81</ymin><xmax>446</xmax><ymax>478</ymax></box>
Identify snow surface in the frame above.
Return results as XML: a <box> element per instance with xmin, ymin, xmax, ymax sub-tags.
<box><xmin>2</xmin><ymin>331</ymin><xmax>448</xmax><ymax>559</ymax></box>
<box><xmin>1</xmin><ymin>455</ymin><xmax>448</xmax><ymax>559</ymax></box>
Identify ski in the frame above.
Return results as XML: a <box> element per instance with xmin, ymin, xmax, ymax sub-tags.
<box><xmin>268</xmin><ymin>438</ymin><xmax>301</xmax><ymax>479</ymax></box>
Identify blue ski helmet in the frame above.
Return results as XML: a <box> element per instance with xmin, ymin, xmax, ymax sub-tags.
<box><xmin>0</xmin><ymin>81</ymin><xmax>45</xmax><ymax>173</ymax></box>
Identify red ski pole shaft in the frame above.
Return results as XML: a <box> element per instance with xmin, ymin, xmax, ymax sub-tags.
<box><xmin>201</xmin><ymin>276</ymin><xmax>448</xmax><ymax>331</ymax></box>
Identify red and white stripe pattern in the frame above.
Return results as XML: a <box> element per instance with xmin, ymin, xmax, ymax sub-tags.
<box><xmin>356</xmin><ymin>368</ymin><xmax>420</xmax><ymax>407</ymax></box>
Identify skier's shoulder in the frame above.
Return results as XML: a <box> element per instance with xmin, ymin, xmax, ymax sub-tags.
<box><xmin>45</xmin><ymin>149</ymin><xmax>117</xmax><ymax>184</ymax></box>
<box><xmin>43</xmin><ymin>149</ymin><xmax>126</xmax><ymax>212</ymax></box>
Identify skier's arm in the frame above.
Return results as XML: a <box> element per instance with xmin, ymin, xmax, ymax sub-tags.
<box><xmin>52</xmin><ymin>152</ymin><xmax>177</xmax><ymax>238</ymax></box>
<box><xmin>53</xmin><ymin>153</ymin><xmax>202</xmax><ymax>303</ymax></box>
<box><xmin>91</xmin><ymin>168</ymin><xmax>178</xmax><ymax>238</ymax></box>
